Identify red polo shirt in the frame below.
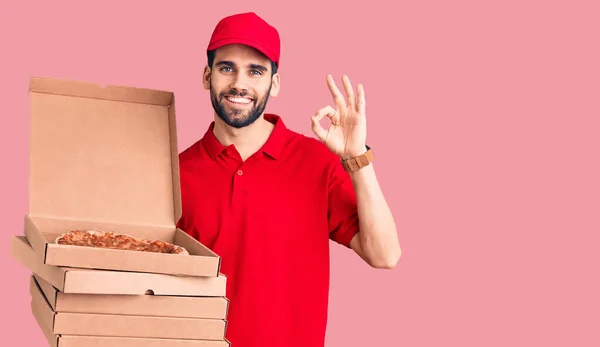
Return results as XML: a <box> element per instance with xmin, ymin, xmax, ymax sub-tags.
<box><xmin>177</xmin><ymin>113</ymin><xmax>359</xmax><ymax>347</ymax></box>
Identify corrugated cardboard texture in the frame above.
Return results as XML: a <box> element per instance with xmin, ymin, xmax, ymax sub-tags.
<box><xmin>33</xmin><ymin>275</ymin><xmax>229</xmax><ymax>319</ymax></box>
<box><xmin>28</xmin><ymin>76</ymin><xmax>180</xmax><ymax>227</ymax></box>
<box><xmin>59</xmin><ymin>336</ymin><xmax>230</xmax><ymax>347</ymax></box>
<box><xmin>11</xmin><ymin>236</ymin><xmax>227</xmax><ymax>296</ymax></box>
<box><xmin>31</xmin><ymin>286</ymin><xmax>230</xmax><ymax>347</ymax></box>
<box><xmin>31</xmin><ymin>276</ymin><xmax>227</xmax><ymax>340</ymax></box>
<box><xmin>31</xmin><ymin>297</ymin><xmax>58</xmax><ymax>347</ymax></box>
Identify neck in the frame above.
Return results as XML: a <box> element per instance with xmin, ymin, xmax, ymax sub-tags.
<box><xmin>212</xmin><ymin>114</ymin><xmax>275</xmax><ymax>161</ymax></box>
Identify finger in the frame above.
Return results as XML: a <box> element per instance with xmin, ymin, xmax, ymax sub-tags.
<box><xmin>357</xmin><ymin>84</ymin><xmax>366</xmax><ymax>115</ymax></box>
<box><xmin>326</xmin><ymin>75</ymin><xmax>347</xmax><ymax>110</ymax></box>
<box><xmin>342</xmin><ymin>75</ymin><xmax>356</xmax><ymax>109</ymax></box>
<box><xmin>311</xmin><ymin>113</ymin><xmax>329</xmax><ymax>142</ymax></box>
<box><xmin>314</xmin><ymin>105</ymin><xmax>339</xmax><ymax>125</ymax></box>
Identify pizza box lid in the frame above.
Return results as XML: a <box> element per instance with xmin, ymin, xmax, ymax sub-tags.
<box><xmin>23</xmin><ymin>76</ymin><xmax>221</xmax><ymax>276</ymax></box>
<box><xmin>32</xmin><ymin>273</ymin><xmax>230</xmax><ymax>319</ymax></box>
<box><xmin>27</xmin><ymin>76</ymin><xmax>181</xmax><ymax>227</ymax></box>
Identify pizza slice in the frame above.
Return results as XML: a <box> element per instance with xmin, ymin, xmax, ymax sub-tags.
<box><xmin>55</xmin><ymin>229</ymin><xmax>189</xmax><ymax>255</ymax></box>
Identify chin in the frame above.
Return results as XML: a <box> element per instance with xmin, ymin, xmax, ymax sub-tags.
<box><xmin>218</xmin><ymin>112</ymin><xmax>261</xmax><ymax>129</ymax></box>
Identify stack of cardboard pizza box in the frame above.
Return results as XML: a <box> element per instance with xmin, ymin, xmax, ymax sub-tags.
<box><xmin>9</xmin><ymin>77</ymin><xmax>230</xmax><ymax>347</ymax></box>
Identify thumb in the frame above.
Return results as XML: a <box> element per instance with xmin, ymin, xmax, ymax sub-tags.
<box><xmin>311</xmin><ymin>105</ymin><xmax>336</xmax><ymax>142</ymax></box>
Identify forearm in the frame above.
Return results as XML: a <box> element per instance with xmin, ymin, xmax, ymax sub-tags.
<box><xmin>349</xmin><ymin>162</ymin><xmax>401</xmax><ymax>268</ymax></box>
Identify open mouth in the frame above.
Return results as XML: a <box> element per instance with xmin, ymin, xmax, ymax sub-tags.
<box><xmin>224</xmin><ymin>95</ymin><xmax>253</xmax><ymax>105</ymax></box>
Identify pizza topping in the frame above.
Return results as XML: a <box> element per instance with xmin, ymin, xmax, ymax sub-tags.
<box><xmin>55</xmin><ymin>229</ymin><xmax>189</xmax><ymax>255</ymax></box>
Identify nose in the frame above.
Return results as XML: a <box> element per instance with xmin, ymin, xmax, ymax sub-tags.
<box><xmin>230</xmin><ymin>70</ymin><xmax>251</xmax><ymax>91</ymax></box>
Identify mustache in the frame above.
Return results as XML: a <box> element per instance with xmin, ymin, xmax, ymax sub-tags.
<box><xmin>221</xmin><ymin>89</ymin><xmax>254</xmax><ymax>99</ymax></box>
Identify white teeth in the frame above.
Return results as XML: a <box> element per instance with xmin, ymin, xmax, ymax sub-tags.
<box><xmin>226</xmin><ymin>96</ymin><xmax>252</xmax><ymax>104</ymax></box>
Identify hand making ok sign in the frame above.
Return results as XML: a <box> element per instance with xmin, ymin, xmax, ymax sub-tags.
<box><xmin>311</xmin><ymin>74</ymin><xmax>368</xmax><ymax>159</ymax></box>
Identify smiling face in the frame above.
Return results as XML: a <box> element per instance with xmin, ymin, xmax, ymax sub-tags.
<box><xmin>203</xmin><ymin>44</ymin><xmax>280</xmax><ymax>129</ymax></box>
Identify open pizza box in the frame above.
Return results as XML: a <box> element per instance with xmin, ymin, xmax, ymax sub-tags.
<box><xmin>23</xmin><ymin>76</ymin><xmax>221</xmax><ymax>277</ymax></box>
<box><xmin>11</xmin><ymin>235</ymin><xmax>227</xmax><ymax>296</ymax></box>
<box><xmin>30</xmin><ymin>275</ymin><xmax>229</xmax><ymax>341</ymax></box>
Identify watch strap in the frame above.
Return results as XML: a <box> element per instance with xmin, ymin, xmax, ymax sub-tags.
<box><xmin>341</xmin><ymin>145</ymin><xmax>374</xmax><ymax>172</ymax></box>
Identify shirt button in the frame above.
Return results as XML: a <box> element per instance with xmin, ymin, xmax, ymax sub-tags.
<box><xmin>237</xmin><ymin>170</ymin><xmax>243</xmax><ymax>175</ymax></box>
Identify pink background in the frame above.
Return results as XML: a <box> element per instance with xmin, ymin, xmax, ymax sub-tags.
<box><xmin>1</xmin><ymin>0</ymin><xmax>599</xmax><ymax>346</ymax></box>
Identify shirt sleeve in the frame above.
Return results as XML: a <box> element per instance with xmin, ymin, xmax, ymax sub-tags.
<box><xmin>327</xmin><ymin>158</ymin><xmax>360</xmax><ymax>248</ymax></box>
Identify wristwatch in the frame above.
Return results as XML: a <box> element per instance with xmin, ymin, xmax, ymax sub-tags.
<box><xmin>341</xmin><ymin>145</ymin><xmax>374</xmax><ymax>172</ymax></box>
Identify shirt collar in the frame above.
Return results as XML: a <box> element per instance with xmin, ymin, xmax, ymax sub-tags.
<box><xmin>202</xmin><ymin>113</ymin><xmax>288</xmax><ymax>161</ymax></box>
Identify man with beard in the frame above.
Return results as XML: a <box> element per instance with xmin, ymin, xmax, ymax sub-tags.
<box><xmin>177</xmin><ymin>12</ymin><xmax>401</xmax><ymax>347</ymax></box>
<box><xmin>208</xmin><ymin>46</ymin><xmax>274</xmax><ymax>130</ymax></box>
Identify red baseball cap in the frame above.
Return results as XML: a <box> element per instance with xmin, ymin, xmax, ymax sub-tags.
<box><xmin>207</xmin><ymin>12</ymin><xmax>281</xmax><ymax>67</ymax></box>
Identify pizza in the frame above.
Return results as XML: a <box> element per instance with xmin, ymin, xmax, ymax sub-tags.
<box><xmin>55</xmin><ymin>229</ymin><xmax>189</xmax><ymax>255</ymax></box>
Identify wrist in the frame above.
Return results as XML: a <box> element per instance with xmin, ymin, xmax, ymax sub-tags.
<box><xmin>341</xmin><ymin>145</ymin><xmax>369</xmax><ymax>160</ymax></box>
<box><xmin>349</xmin><ymin>159</ymin><xmax>375</xmax><ymax>180</ymax></box>
<box><xmin>340</xmin><ymin>145</ymin><xmax>374</xmax><ymax>173</ymax></box>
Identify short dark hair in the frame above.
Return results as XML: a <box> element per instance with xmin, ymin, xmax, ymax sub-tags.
<box><xmin>207</xmin><ymin>49</ymin><xmax>278</xmax><ymax>75</ymax></box>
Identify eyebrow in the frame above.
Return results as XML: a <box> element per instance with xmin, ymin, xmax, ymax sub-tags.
<box><xmin>248</xmin><ymin>64</ymin><xmax>268</xmax><ymax>73</ymax></box>
<box><xmin>215</xmin><ymin>61</ymin><xmax>268</xmax><ymax>72</ymax></box>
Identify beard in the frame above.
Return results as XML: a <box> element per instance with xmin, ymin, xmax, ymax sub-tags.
<box><xmin>210</xmin><ymin>81</ymin><xmax>272</xmax><ymax>129</ymax></box>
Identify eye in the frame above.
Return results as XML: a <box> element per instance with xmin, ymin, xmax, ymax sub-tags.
<box><xmin>220</xmin><ymin>66</ymin><xmax>233</xmax><ymax>73</ymax></box>
<box><xmin>250</xmin><ymin>69</ymin><xmax>263</xmax><ymax>76</ymax></box>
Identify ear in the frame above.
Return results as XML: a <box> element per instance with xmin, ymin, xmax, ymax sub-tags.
<box><xmin>202</xmin><ymin>65</ymin><xmax>211</xmax><ymax>90</ymax></box>
<box><xmin>269</xmin><ymin>73</ymin><xmax>280</xmax><ymax>97</ymax></box>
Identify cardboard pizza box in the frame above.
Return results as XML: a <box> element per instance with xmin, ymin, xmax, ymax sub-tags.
<box><xmin>32</xmin><ymin>295</ymin><xmax>232</xmax><ymax>347</ymax></box>
<box><xmin>32</xmin><ymin>274</ymin><xmax>229</xmax><ymax>319</ymax></box>
<box><xmin>23</xmin><ymin>76</ymin><xmax>220</xmax><ymax>277</ymax></box>
<box><xmin>11</xmin><ymin>235</ymin><xmax>227</xmax><ymax>296</ymax></box>
<box><xmin>31</xmin><ymin>275</ymin><xmax>229</xmax><ymax>341</ymax></box>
